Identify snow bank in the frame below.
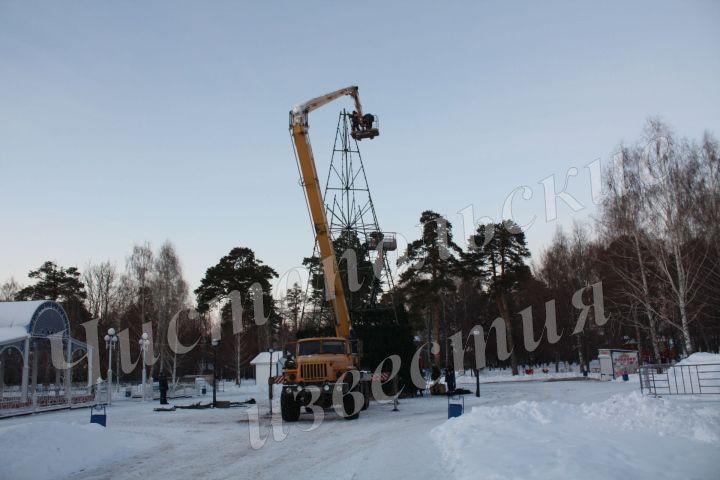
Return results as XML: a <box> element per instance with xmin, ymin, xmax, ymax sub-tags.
<box><xmin>431</xmin><ymin>392</ymin><xmax>720</xmax><ymax>480</ymax></box>
<box><xmin>452</xmin><ymin>365</ymin><xmax>583</xmax><ymax>386</ymax></box>
<box><xmin>0</xmin><ymin>421</ymin><xmax>157</xmax><ymax>480</ymax></box>
<box><xmin>678</xmin><ymin>352</ymin><xmax>720</xmax><ymax>365</ymax></box>
<box><xmin>665</xmin><ymin>352</ymin><xmax>720</xmax><ymax>394</ymax></box>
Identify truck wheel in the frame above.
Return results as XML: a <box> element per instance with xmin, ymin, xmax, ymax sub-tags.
<box><xmin>342</xmin><ymin>391</ymin><xmax>360</xmax><ymax>420</ymax></box>
<box><xmin>281</xmin><ymin>390</ymin><xmax>300</xmax><ymax>422</ymax></box>
<box><xmin>361</xmin><ymin>383</ymin><xmax>370</xmax><ymax>411</ymax></box>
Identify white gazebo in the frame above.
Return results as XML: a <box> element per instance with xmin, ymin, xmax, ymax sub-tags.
<box><xmin>0</xmin><ymin>300</ymin><xmax>92</xmax><ymax>414</ymax></box>
<box><xmin>250</xmin><ymin>351</ymin><xmax>283</xmax><ymax>383</ymax></box>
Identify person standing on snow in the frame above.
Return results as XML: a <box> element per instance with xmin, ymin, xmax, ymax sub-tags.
<box><xmin>159</xmin><ymin>372</ymin><xmax>169</xmax><ymax>405</ymax></box>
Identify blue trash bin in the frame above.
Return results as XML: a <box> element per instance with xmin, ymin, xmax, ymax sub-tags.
<box><xmin>90</xmin><ymin>405</ymin><xmax>107</xmax><ymax>427</ymax></box>
<box><xmin>448</xmin><ymin>395</ymin><xmax>464</xmax><ymax>419</ymax></box>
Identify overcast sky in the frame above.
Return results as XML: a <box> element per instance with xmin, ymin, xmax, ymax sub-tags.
<box><xmin>2</xmin><ymin>1</ymin><xmax>719</xmax><ymax>298</ymax></box>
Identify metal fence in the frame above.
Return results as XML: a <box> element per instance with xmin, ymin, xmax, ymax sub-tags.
<box><xmin>640</xmin><ymin>363</ymin><xmax>720</xmax><ymax>396</ymax></box>
<box><xmin>0</xmin><ymin>383</ymin><xmax>98</xmax><ymax>417</ymax></box>
<box><xmin>1</xmin><ymin>379</ymin><xmax>214</xmax><ymax>417</ymax></box>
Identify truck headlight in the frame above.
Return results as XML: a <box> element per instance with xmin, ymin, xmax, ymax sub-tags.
<box><xmin>323</xmin><ymin>384</ymin><xmax>330</xmax><ymax>392</ymax></box>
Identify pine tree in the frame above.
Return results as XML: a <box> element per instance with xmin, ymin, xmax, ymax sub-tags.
<box><xmin>284</xmin><ymin>283</ymin><xmax>304</xmax><ymax>333</ymax></box>
<box><xmin>16</xmin><ymin>261</ymin><xmax>87</xmax><ymax>302</ymax></box>
<box><xmin>464</xmin><ymin>221</ymin><xmax>530</xmax><ymax>375</ymax></box>
<box><xmin>16</xmin><ymin>261</ymin><xmax>91</xmax><ymax>339</ymax></box>
<box><xmin>302</xmin><ymin>229</ymin><xmax>377</xmax><ymax>329</ymax></box>
<box><xmin>398</xmin><ymin>210</ymin><xmax>462</xmax><ymax>367</ymax></box>
<box><xmin>195</xmin><ymin>247</ymin><xmax>278</xmax><ymax>382</ymax></box>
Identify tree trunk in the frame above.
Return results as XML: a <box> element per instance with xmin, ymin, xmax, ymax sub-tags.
<box><xmin>633</xmin><ymin>234</ymin><xmax>662</xmax><ymax>362</ymax></box>
<box><xmin>236</xmin><ymin>334</ymin><xmax>241</xmax><ymax>385</ymax></box>
<box><xmin>674</xmin><ymin>247</ymin><xmax>694</xmax><ymax>355</ymax></box>
<box><xmin>432</xmin><ymin>302</ymin><xmax>441</xmax><ymax>367</ymax></box>
<box><xmin>647</xmin><ymin>313</ymin><xmax>662</xmax><ymax>362</ymax></box>
<box><xmin>497</xmin><ymin>292</ymin><xmax>518</xmax><ymax>375</ymax></box>
<box><xmin>576</xmin><ymin>334</ymin><xmax>585</xmax><ymax>372</ymax></box>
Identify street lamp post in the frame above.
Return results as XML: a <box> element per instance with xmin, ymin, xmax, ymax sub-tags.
<box><xmin>138</xmin><ymin>333</ymin><xmax>150</xmax><ymax>401</ymax></box>
<box><xmin>116</xmin><ymin>344</ymin><xmax>120</xmax><ymax>394</ymax></box>
<box><xmin>472</xmin><ymin>330</ymin><xmax>480</xmax><ymax>398</ymax></box>
<box><xmin>104</xmin><ymin>328</ymin><xmax>118</xmax><ymax>405</ymax></box>
<box><xmin>268</xmin><ymin>348</ymin><xmax>274</xmax><ymax>416</ymax></box>
<box><xmin>212</xmin><ymin>338</ymin><xmax>219</xmax><ymax>408</ymax></box>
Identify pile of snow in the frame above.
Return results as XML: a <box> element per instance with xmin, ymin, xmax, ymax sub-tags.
<box><xmin>431</xmin><ymin>392</ymin><xmax>720</xmax><ymax>479</ymax></box>
<box><xmin>678</xmin><ymin>352</ymin><xmax>720</xmax><ymax>364</ymax></box>
<box><xmin>665</xmin><ymin>352</ymin><xmax>720</xmax><ymax>394</ymax></box>
<box><xmin>452</xmin><ymin>365</ymin><xmax>583</xmax><ymax>385</ymax></box>
<box><xmin>0</xmin><ymin>421</ymin><xmax>157</xmax><ymax>480</ymax></box>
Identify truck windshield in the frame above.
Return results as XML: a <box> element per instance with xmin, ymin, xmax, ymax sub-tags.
<box><xmin>322</xmin><ymin>340</ymin><xmax>345</xmax><ymax>354</ymax></box>
<box><xmin>298</xmin><ymin>341</ymin><xmax>321</xmax><ymax>355</ymax></box>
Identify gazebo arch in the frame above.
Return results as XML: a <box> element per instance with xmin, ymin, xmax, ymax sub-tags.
<box><xmin>0</xmin><ymin>300</ymin><xmax>93</xmax><ymax>415</ymax></box>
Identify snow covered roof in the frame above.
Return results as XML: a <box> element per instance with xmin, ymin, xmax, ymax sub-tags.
<box><xmin>0</xmin><ymin>300</ymin><xmax>69</xmax><ymax>345</ymax></box>
<box><xmin>250</xmin><ymin>351</ymin><xmax>284</xmax><ymax>365</ymax></box>
<box><xmin>0</xmin><ymin>300</ymin><xmax>47</xmax><ymax>329</ymax></box>
<box><xmin>0</xmin><ymin>326</ymin><xmax>29</xmax><ymax>344</ymax></box>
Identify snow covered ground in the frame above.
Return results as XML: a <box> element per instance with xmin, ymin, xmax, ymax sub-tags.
<box><xmin>433</xmin><ymin>390</ymin><xmax>719</xmax><ymax>480</ymax></box>
<box><xmin>0</xmin><ymin>376</ymin><xmax>718</xmax><ymax>480</ymax></box>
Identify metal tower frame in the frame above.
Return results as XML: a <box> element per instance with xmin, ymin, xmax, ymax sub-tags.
<box><xmin>301</xmin><ymin>110</ymin><xmax>396</xmax><ymax>327</ymax></box>
<box><xmin>324</xmin><ymin>110</ymin><xmax>395</xmax><ymax>298</ymax></box>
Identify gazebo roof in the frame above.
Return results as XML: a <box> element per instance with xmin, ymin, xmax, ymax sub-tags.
<box><xmin>0</xmin><ymin>300</ymin><xmax>47</xmax><ymax>329</ymax></box>
<box><xmin>0</xmin><ymin>326</ymin><xmax>29</xmax><ymax>344</ymax></box>
<box><xmin>0</xmin><ymin>300</ymin><xmax>70</xmax><ymax>346</ymax></box>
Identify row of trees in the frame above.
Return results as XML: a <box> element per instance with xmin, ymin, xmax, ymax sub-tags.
<box><xmin>1</xmin><ymin>242</ymin><xmax>301</xmax><ymax>385</ymax></box>
<box><xmin>575</xmin><ymin>120</ymin><xmax>719</xmax><ymax>360</ymax></box>
<box><xmin>389</xmin><ymin>120</ymin><xmax>719</xmax><ymax>374</ymax></box>
<box><xmin>1</xmin><ymin>242</ymin><xmax>203</xmax><ymax>384</ymax></box>
<box><xmin>3</xmin><ymin>119</ymin><xmax>716</xmax><ymax>381</ymax></box>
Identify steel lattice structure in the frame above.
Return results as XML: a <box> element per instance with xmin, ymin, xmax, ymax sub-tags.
<box><xmin>301</xmin><ymin>110</ymin><xmax>395</xmax><ymax>324</ymax></box>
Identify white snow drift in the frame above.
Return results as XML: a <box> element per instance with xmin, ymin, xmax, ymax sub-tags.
<box><xmin>431</xmin><ymin>391</ymin><xmax>720</xmax><ymax>480</ymax></box>
<box><xmin>663</xmin><ymin>352</ymin><xmax>720</xmax><ymax>394</ymax></box>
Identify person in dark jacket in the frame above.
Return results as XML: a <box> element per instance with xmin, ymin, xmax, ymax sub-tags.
<box><xmin>350</xmin><ymin>110</ymin><xmax>361</xmax><ymax>131</ymax></box>
<box><xmin>445</xmin><ymin>366</ymin><xmax>456</xmax><ymax>393</ymax></box>
<box><xmin>159</xmin><ymin>372</ymin><xmax>169</xmax><ymax>405</ymax></box>
<box><xmin>362</xmin><ymin>113</ymin><xmax>374</xmax><ymax>130</ymax></box>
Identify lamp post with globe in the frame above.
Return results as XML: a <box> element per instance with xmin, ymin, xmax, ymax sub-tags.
<box><xmin>211</xmin><ymin>337</ymin><xmax>219</xmax><ymax>408</ymax></box>
<box><xmin>104</xmin><ymin>328</ymin><xmax>118</xmax><ymax>405</ymax></box>
<box><xmin>268</xmin><ymin>347</ymin><xmax>274</xmax><ymax>416</ymax></box>
<box><xmin>138</xmin><ymin>333</ymin><xmax>150</xmax><ymax>401</ymax></box>
<box><xmin>472</xmin><ymin>329</ymin><xmax>480</xmax><ymax>397</ymax></box>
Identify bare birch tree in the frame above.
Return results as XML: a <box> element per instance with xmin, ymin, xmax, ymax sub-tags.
<box><xmin>151</xmin><ymin>241</ymin><xmax>189</xmax><ymax>377</ymax></box>
<box><xmin>0</xmin><ymin>278</ymin><xmax>22</xmax><ymax>301</ymax></box>
<box><xmin>83</xmin><ymin>261</ymin><xmax>118</xmax><ymax>321</ymax></box>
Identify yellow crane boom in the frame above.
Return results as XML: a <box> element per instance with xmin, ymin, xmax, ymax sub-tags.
<box><xmin>289</xmin><ymin>86</ymin><xmax>378</xmax><ymax>339</ymax></box>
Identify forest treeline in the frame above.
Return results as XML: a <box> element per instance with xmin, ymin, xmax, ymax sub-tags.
<box><xmin>390</xmin><ymin>119</ymin><xmax>720</xmax><ymax>373</ymax></box>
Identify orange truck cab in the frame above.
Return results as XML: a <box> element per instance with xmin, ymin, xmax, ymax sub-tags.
<box><xmin>280</xmin><ymin>337</ymin><xmax>371</xmax><ymax>421</ymax></box>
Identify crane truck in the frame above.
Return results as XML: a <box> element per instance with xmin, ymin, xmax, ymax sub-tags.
<box><xmin>281</xmin><ymin>86</ymin><xmax>379</xmax><ymax>421</ymax></box>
